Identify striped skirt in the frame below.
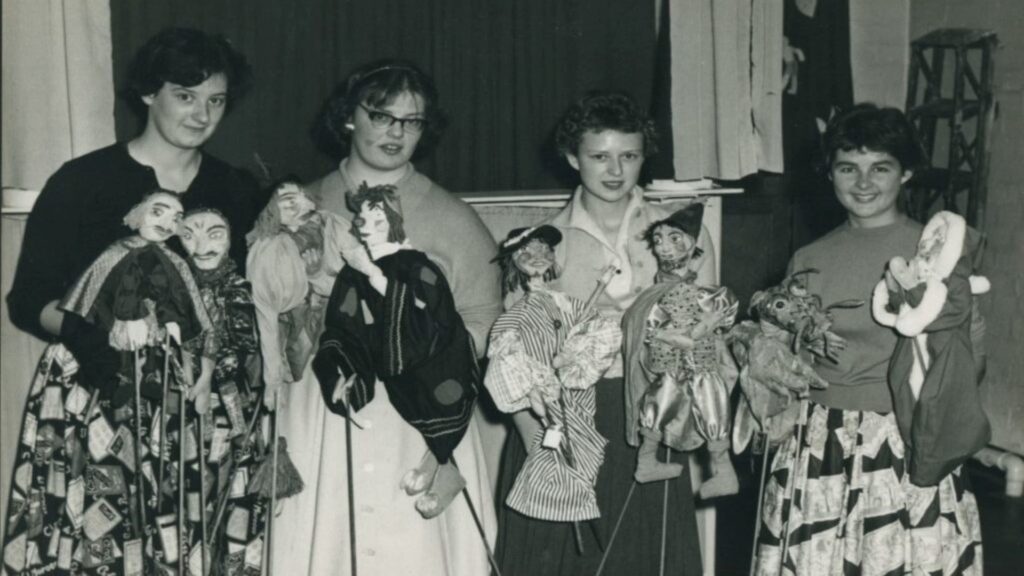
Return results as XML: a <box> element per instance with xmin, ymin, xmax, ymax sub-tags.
<box><xmin>754</xmin><ymin>402</ymin><xmax>983</xmax><ymax>576</ymax></box>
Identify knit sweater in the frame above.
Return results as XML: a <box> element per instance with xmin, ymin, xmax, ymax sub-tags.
<box><xmin>306</xmin><ymin>163</ymin><xmax>502</xmax><ymax>355</ymax></box>
<box><xmin>790</xmin><ymin>216</ymin><xmax>922</xmax><ymax>412</ymax></box>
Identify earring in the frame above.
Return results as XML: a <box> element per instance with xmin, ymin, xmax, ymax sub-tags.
<box><xmin>344</xmin><ymin>123</ymin><xmax>355</xmax><ymax>130</ymax></box>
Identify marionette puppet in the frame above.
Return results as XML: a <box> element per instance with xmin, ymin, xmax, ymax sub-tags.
<box><xmin>872</xmin><ymin>210</ymin><xmax>991</xmax><ymax>486</ymax></box>
<box><xmin>246</xmin><ymin>178</ymin><xmax>361</xmax><ymax>407</ymax></box>
<box><xmin>56</xmin><ymin>190</ymin><xmax>216</xmax><ymax>573</ymax></box>
<box><xmin>621</xmin><ymin>203</ymin><xmax>742</xmax><ymax>498</ymax></box>
<box><xmin>485</xmin><ymin>225</ymin><xmax>621</xmax><ymax>523</ymax></box>
<box><xmin>182</xmin><ymin>208</ymin><xmax>301</xmax><ymax>575</ymax></box>
<box><xmin>312</xmin><ymin>183</ymin><xmax>479</xmax><ymax>519</ymax></box>
<box><xmin>727</xmin><ymin>269</ymin><xmax>861</xmax><ymax>452</ymax></box>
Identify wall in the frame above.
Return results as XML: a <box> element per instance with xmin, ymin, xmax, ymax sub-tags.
<box><xmin>910</xmin><ymin>0</ymin><xmax>1024</xmax><ymax>455</ymax></box>
<box><xmin>850</xmin><ymin>0</ymin><xmax>910</xmax><ymax>108</ymax></box>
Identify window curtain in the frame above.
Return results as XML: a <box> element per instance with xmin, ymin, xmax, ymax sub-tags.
<box><xmin>668</xmin><ymin>0</ymin><xmax>784</xmax><ymax>181</ymax></box>
<box><xmin>1</xmin><ymin>0</ymin><xmax>115</xmax><ymax>544</ymax></box>
<box><xmin>110</xmin><ymin>0</ymin><xmax>657</xmax><ymax>192</ymax></box>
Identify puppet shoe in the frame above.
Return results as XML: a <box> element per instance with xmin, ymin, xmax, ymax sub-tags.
<box><xmin>415</xmin><ymin>462</ymin><xmax>466</xmax><ymax>519</ymax></box>
<box><xmin>698</xmin><ymin>448</ymin><xmax>739</xmax><ymax>499</ymax></box>
<box><xmin>635</xmin><ymin>435</ymin><xmax>684</xmax><ymax>483</ymax></box>
<box><xmin>401</xmin><ymin>450</ymin><xmax>439</xmax><ymax>496</ymax></box>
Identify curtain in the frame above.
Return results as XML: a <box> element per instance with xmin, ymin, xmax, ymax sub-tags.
<box><xmin>110</xmin><ymin>0</ymin><xmax>657</xmax><ymax>192</ymax></box>
<box><xmin>1</xmin><ymin>0</ymin><xmax>115</xmax><ymax>544</ymax></box>
<box><xmin>668</xmin><ymin>0</ymin><xmax>784</xmax><ymax>181</ymax></box>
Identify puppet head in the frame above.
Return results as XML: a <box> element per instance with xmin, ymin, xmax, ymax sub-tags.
<box><xmin>750</xmin><ymin>269</ymin><xmax>862</xmax><ymax>353</ymax></box>
<box><xmin>495</xmin><ymin>225</ymin><xmax>561</xmax><ymax>296</ymax></box>
<box><xmin>346</xmin><ymin>182</ymin><xmax>406</xmax><ymax>249</ymax></box>
<box><xmin>276</xmin><ymin>181</ymin><xmax>317</xmax><ymax>232</ymax></box>
<box><xmin>123</xmin><ymin>190</ymin><xmax>184</xmax><ymax>243</ymax></box>
<box><xmin>181</xmin><ymin>208</ymin><xmax>231</xmax><ymax>271</ymax></box>
<box><xmin>644</xmin><ymin>203</ymin><xmax>704</xmax><ymax>275</ymax></box>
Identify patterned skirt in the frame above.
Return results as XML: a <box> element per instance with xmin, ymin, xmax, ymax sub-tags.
<box><xmin>754</xmin><ymin>401</ymin><xmax>983</xmax><ymax>576</ymax></box>
<box><xmin>2</xmin><ymin>344</ymin><xmax>269</xmax><ymax>576</ymax></box>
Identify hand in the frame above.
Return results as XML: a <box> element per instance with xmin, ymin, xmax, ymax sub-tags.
<box><xmin>189</xmin><ymin>373</ymin><xmax>213</xmax><ymax>415</ymax></box>
<box><xmin>301</xmin><ymin>247</ymin><xmax>323</xmax><ymax>274</ymax></box>
<box><xmin>527</xmin><ymin>388</ymin><xmax>548</xmax><ymax>422</ymax></box>
<box><xmin>263</xmin><ymin>380</ymin><xmax>284</xmax><ymax>411</ymax></box>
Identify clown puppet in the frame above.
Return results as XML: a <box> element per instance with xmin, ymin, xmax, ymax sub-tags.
<box><xmin>485</xmin><ymin>225</ymin><xmax>621</xmax><ymax>522</ymax></box>
<box><xmin>313</xmin><ymin>183</ymin><xmax>479</xmax><ymax>518</ymax></box>
<box><xmin>622</xmin><ymin>203</ymin><xmax>741</xmax><ymax>498</ymax></box>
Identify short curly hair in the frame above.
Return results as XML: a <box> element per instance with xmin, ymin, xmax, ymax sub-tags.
<box><xmin>122</xmin><ymin>27</ymin><xmax>253</xmax><ymax>120</ymax></box>
<box><xmin>822</xmin><ymin>103</ymin><xmax>928</xmax><ymax>174</ymax></box>
<box><xmin>554</xmin><ymin>91</ymin><xmax>658</xmax><ymax>157</ymax></box>
<box><xmin>313</xmin><ymin>59</ymin><xmax>448</xmax><ymax>161</ymax></box>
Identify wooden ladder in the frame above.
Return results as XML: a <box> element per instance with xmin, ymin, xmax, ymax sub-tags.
<box><xmin>905</xmin><ymin>28</ymin><xmax>998</xmax><ymax>229</ymax></box>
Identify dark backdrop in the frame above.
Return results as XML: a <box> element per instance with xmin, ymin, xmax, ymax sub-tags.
<box><xmin>111</xmin><ymin>0</ymin><xmax>657</xmax><ymax>192</ymax></box>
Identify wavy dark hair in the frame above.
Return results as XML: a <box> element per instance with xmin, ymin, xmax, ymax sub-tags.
<box><xmin>821</xmin><ymin>103</ymin><xmax>928</xmax><ymax>174</ymax></box>
<box><xmin>122</xmin><ymin>27</ymin><xmax>252</xmax><ymax>120</ymax></box>
<box><xmin>346</xmin><ymin>183</ymin><xmax>406</xmax><ymax>244</ymax></box>
<box><xmin>554</xmin><ymin>91</ymin><xmax>658</xmax><ymax>157</ymax></box>
<box><xmin>497</xmin><ymin>240</ymin><xmax>560</xmax><ymax>297</ymax></box>
<box><xmin>313</xmin><ymin>59</ymin><xmax>448</xmax><ymax>161</ymax></box>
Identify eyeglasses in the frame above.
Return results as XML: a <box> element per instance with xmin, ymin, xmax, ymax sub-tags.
<box><xmin>358</xmin><ymin>104</ymin><xmax>427</xmax><ymax>134</ymax></box>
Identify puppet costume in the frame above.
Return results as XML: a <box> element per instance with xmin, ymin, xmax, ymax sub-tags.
<box><xmin>486</xmin><ymin>285</ymin><xmax>620</xmax><ymax>521</ymax></box>
<box><xmin>3</xmin><ymin>235</ymin><xmax>214</xmax><ymax>575</ymax></box>
<box><xmin>315</xmin><ymin>247</ymin><xmax>478</xmax><ymax>465</ymax></box>
<box><xmin>872</xmin><ymin>211</ymin><xmax>991</xmax><ymax>487</ymax></box>
<box><xmin>752</xmin><ymin>217</ymin><xmax>981</xmax><ymax>576</ymax></box>
<box><xmin>189</xmin><ymin>258</ymin><xmax>271</xmax><ymax>575</ymax></box>
<box><xmin>268</xmin><ymin>164</ymin><xmax>499</xmax><ymax>576</ymax></box>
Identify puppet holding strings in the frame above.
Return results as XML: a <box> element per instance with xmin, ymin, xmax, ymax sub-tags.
<box><xmin>312</xmin><ymin>183</ymin><xmax>479</xmax><ymax>518</ymax></box>
<box><xmin>52</xmin><ymin>190</ymin><xmax>214</xmax><ymax>573</ymax></box>
<box><xmin>622</xmin><ymin>203</ymin><xmax>741</xmax><ymax>498</ymax></box>
<box><xmin>485</xmin><ymin>225</ymin><xmax>621</xmax><ymax>523</ymax></box>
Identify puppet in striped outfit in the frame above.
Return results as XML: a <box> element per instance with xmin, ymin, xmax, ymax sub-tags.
<box><xmin>485</xmin><ymin>225</ymin><xmax>621</xmax><ymax>521</ymax></box>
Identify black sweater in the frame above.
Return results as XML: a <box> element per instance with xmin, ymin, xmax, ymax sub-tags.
<box><xmin>7</xmin><ymin>143</ymin><xmax>267</xmax><ymax>341</ymax></box>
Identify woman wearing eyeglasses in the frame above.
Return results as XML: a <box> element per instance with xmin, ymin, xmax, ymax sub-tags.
<box><xmin>269</xmin><ymin>59</ymin><xmax>502</xmax><ymax>576</ymax></box>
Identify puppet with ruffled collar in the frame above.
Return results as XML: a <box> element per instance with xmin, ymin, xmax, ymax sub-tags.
<box><xmin>312</xmin><ymin>183</ymin><xmax>479</xmax><ymax>518</ymax></box>
<box><xmin>622</xmin><ymin>203</ymin><xmax>741</xmax><ymax>498</ymax></box>
<box><xmin>485</xmin><ymin>225</ymin><xmax>621</xmax><ymax>521</ymax></box>
<box><xmin>872</xmin><ymin>210</ymin><xmax>991</xmax><ymax>486</ymax></box>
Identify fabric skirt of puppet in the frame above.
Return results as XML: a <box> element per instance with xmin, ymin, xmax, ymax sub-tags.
<box><xmin>1</xmin><ymin>344</ymin><xmax>225</xmax><ymax>575</ymax></box>
<box><xmin>495</xmin><ymin>377</ymin><xmax>704</xmax><ymax>576</ymax></box>
<box><xmin>753</xmin><ymin>402</ymin><xmax>983</xmax><ymax>576</ymax></box>
<box><xmin>269</xmin><ymin>361</ymin><xmax>496</xmax><ymax>576</ymax></box>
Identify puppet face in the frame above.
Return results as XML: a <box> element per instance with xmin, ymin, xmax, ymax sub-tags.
<box><xmin>141</xmin><ymin>74</ymin><xmax>228</xmax><ymax>150</ymax></box>
<box><xmin>830</xmin><ymin>148</ymin><xmax>912</xmax><ymax>229</ymax></box>
<box><xmin>355</xmin><ymin>203</ymin><xmax>390</xmax><ymax>248</ymax></box>
<box><xmin>513</xmin><ymin>238</ymin><xmax>555</xmax><ymax>279</ymax></box>
<box><xmin>181</xmin><ymin>210</ymin><xmax>230</xmax><ymax>270</ymax></box>
<box><xmin>349</xmin><ymin>91</ymin><xmax>426</xmax><ymax>175</ymax></box>
<box><xmin>566</xmin><ymin>130</ymin><xmax>645</xmax><ymax>209</ymax></box>
<box><xmin>650</xmin><ymin>224</ymin><xmax>695</xmax><ymax>270</ymax></box>
<box><xmin>277</xmin><ymin>183</ymin><xmax>316</xmax><ymax>231</ymax></box>
<box><xmin>131</xmin><ymin>193</ymin><xmax>184</xmax><ymax>242</ymax></box>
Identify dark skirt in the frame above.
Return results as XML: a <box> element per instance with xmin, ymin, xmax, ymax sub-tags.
<box><xmin>495</xmin><ymin>376</ymin><xmax>703</xmax><ymax>576</ymax></box>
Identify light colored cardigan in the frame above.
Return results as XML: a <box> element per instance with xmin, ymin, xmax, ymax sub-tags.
<box><xmin>307</xmin><ymin>163</ymin><xmax>503</xmax><ymax>355</ymax></box>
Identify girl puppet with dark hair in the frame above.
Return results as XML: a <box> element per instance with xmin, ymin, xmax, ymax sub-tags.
<box><xmin>3</xmin><ymin>191</ymin><xmax>216</xmax><ymax>575</ymax></box>
<box><xmin>313</xmin><ymin>183</ymin><xmax>479</xmax><ymax>518</ymax></box>
<box><xmin>621</xmin><ymin>203</ymin><xmax>740</xmax><ymax>498</ymax></box>
<box><xmin>485</xmin><ymin>225</ymin><xmax>621</xmax><ymax>524</ymax></box>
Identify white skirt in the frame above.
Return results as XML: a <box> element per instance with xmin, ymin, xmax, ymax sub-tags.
<box><xmin>270</xmin><ymin>361</ymin><xmax>497</xmax><ymax>576</ymax></box>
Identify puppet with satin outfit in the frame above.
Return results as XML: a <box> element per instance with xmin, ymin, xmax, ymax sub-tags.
<box><xmin>313</xmin><ymin>183</ymin><xmax>478</xmax><ymax>518</ymax></box>
<box><xmin>485</xmin><ymin>225</ymin><xmax>621</xmax><ymax>521</ymax></box>
<box><xmin>622</xmin><ymin>203</ymin><xmax>741</xmax><ymax>498</ymax></box>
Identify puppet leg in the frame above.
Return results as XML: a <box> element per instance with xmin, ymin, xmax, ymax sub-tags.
<box><xmin>414</xmin><ymin>460</ymin><xmax>467</xmax><ymax>519</ymax></box>
<box><xmin>400</xmin><ymin>449</ymin><xmax>439</xmax><ymax>496</ymax></box>
<box><xmin>692</xmin><ymin>371</ymin><xmax>739</xmax><ymax>498</ymax></box>
<box><xmin>635</xmin><ymin>434</ymin><xmax>684</xmax><ymax>483</ymax></box>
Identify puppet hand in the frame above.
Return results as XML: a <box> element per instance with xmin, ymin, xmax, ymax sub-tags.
<box><xmin>652</xmin><ymin>326</ymin><xmax>696</xmax><ymax>350</ymax></box>
<box><xmin>301</xmin><ymin>247</ymin><xmax>323</xmax><ymax>275</ymax></box>
<box><xmin>263</xmin><ymin>380</ymin><xmax>285</xmax><ymax>411</ymax></box>
<box><xmin>527</xmin><ymin>388</ymin><xmax>548</xmax><ymax>422</ymax></box>
<box><xmin>552</xmin><ymin>353</ymin><xmax>569</xmax><ymax>370</ymax></box>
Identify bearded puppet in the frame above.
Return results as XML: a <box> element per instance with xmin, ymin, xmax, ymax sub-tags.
<box><xmin>484</xmin><ymin>225</ymin><xmax>621</xmax><ymax>522</ymax></box>
<box><xmin>312</xmin><ymin>183</ymin><xmax>479</xmax><ymax>519</ymax></box>
<box><xmin>246</xmin><ymin>179</ymin><xmax>361</xmax><ymax>402</ymax></box>
<box><xmin>621</xmin><ymin>203</ymin><xmax>741</xmax><ymax>499</ymax></box>
<box><xmin>872</xmin><ymin>210</ymin><xmax>991</xmax><ymax>486</ymax></box>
